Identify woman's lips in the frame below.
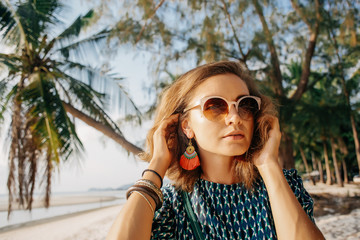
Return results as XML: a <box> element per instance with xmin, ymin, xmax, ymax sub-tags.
<box><xmin>223</xmin><ymin>130</ymin><xmax>245</xmax><ymax>140</ymax></box>
<box><xmin>223</xmin><ymin>134</ymin><xmax>244</xmax><ymax>140</ymax></box>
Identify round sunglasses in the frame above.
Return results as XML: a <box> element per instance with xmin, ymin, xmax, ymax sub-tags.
<box><xmin>183</xmin><ymin>95</ymin><xmax>261</xmax><ymax>122</ymax></box>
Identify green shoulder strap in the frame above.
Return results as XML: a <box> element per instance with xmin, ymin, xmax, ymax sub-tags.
<box><xmin>181</xmin><ymin>191</ymin><xmax>205</xmax><ymax>240</ymax></box>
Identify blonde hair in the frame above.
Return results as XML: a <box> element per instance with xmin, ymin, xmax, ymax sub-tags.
<box><xmin>140</xmin><ymin>61</ymin><xmax>277</xmax><ymax>192</ymax></box>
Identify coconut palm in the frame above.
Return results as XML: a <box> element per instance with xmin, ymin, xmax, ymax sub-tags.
<box><xmin>291</xmin><ymin>68</ymin><xmax>350</xmax><ymax>186</ymax></box>
<box><xmin>0</xmin><ymin>0</ymin><xmax>142</xmax><ymax>216</ymax></box>
<box><xmin>323</xmin><ymin>5</ymin><xmax>360</xmax><ymax>176</ymax></box>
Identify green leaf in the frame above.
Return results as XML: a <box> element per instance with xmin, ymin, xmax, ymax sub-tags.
<box><xmin>57</xmin><ymin>9</ymin><xmax>97</xmax><ymax>40</ymax></box>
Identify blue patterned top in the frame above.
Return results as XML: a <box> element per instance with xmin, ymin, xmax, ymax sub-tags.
<box><xmin>151</xmin><ymin>169</ymin><xmax>314</xmax><ymax>239</ymax></box>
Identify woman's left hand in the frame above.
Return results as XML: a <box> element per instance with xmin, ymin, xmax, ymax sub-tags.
<box><xmin>252</xmin><ymin>116</ymin><xmax>281</xmax><ymax>168</ymax></box>
<box><xmin>252</xmin><ymin>116</ymin><xmax>325</xmax><ymax>240</ymax></box>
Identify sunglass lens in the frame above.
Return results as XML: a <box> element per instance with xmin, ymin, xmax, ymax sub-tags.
<box><xmin>238</xmin><ymin>97</ymin><xmax>259</xmax><ymax>119</ymax></box>
<box><xmin>203</xmin><ymin>98</ymin><xmax>228</xmax><ymax>121</ymax></box>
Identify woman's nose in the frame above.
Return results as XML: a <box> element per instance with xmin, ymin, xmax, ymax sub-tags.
<box><xmin>225</xmin><ymin>104</ymin><xmax>242</xmax><ymax>125</ymax></box>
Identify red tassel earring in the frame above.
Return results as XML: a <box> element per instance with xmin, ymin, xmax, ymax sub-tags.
<box><xmin>180</xmin><ymin>139</ymin><xmax>200</xmax><ymax>170</ymax></box>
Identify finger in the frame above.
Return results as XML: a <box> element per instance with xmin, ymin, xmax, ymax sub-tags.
<box><xmin>271</xmin><ymin>116</ymin><xmax>279</xmax><ymax>130</ymax></box>
<box><xmin>266</xmin><ymin>117</ymin><xmax>281</xmax><ymax>150</ymax></box>
<box><xmin>157</xmin><ymin>114</ymin><xmax>180</xmax><ymax>135</ymax></box>
<box><xmin>269</xmin><ymin>117</ymin><xmax>280</xmax><ymax>137</ymax></box>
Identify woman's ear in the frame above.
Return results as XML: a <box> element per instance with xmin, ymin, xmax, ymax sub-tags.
<box><xmin>181</xmin><ymin>118</ymin><xmax>194</xmax><ymax>138</ymax></box>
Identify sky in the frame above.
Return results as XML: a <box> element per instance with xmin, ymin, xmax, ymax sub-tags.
<box><xmin>0</xmin><ymin>1</ymin><xmax>158</xmax><ymax>194</ymax></box>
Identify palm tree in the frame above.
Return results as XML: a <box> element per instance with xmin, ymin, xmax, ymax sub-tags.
<box><xmin>323</xmin><ymin>4</ymin><xmax>360</xmax><ymax>176</ymax></box>
<box><xmin>291</xmin><ymin>70</ymin><xmax>349</xmax><ymax>186</ymax></box>
<box><xmin>0</xmin><ymin>0</ymin><xmax>142</xmax><ymax>216</ymax></box>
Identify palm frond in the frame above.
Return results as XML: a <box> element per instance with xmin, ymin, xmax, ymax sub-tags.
<box><xmin>0</xmin><ymin>1</ymin><xmax>20</xmax><ymax>46</ymax></box>
<box><xmin>56</xmin><ymin>71</ymin><xmax>124</xmax><ymax>137</ymax></box>
<box><xmin>56</xmin><ymin>28</ymin><xmax>109</xmax><ymax>61</ymax></box>
<box><xmin>0</xmin><ymin>53</ymin><xmax>22</xmax><ymax>73</ymax></box>
<box><xmin>0</xmin><ymin>80</ymin><xmax>7</xmax><ymax>98</ymax></box>
<box><xmin>116</xmin><ymin>84</ymin><xmax>142</xmax><ymax>123</ymax></box>
<box><xmin>57</xmin><ymin>9</ymin><xmax>97</xmax><ymax>40</ymax></box>
<box><xmin>0</xmin><ymin>80</ymin><xmax>7</xmax><ymax>122</ymax></box>
<box><xmin>0</xmin><ymin>2</ymin><xmax>16</xmax><ymax>37</ymax></box>
<box><xmin>16</xmin><ymin>0</ymin><xmax>62</xmax><ymax>47</ymax></box>
<box><xmin>60</xmin><ymin>60</ymin><xmax>141</xmax><ymax>118</ymax></box>
<box><xmin>20</xmin><ymin>72</ymin><xmax>83</xmax><ymax>162</ymax></box>
<box><xmin>0</xmin><ymin>83</ymin><xmax>17</xmax><ymax>122</ymax></box>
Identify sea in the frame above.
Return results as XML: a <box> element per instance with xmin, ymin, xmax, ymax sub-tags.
<box><xmin>0</xmin><ymin>190</ymin><xmax>127</xmax><ymax>231</ymax></box>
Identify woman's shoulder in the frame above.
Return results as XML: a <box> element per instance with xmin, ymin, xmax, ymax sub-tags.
<box><xmin>282</xmin><ymin>168</ymin><xmax>312</xmax><ymax>198</ymax></box>
<box><xmin>161</xmin><ymin>183</ymin><xmax>182</xmax><ymax>202</ymax></box>
<box><xmin>161</xmin><ymin>182</ymin><xmax>178</xmax><ymax>193</ymax></box>
<box><xmin>155</xmin><ymin>183</ymin><xmax>184</xmax><ymax>219</ymax></box>
<box><xmin>282</xmin><ymin>168</ymin><xmax>302</xmax><ymax>182</ymax></box>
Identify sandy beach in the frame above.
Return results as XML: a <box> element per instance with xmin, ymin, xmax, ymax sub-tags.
<box><xmin>0</xmin><ymin>204</ymin><xmax>123</xmax><ymax>240</ymax></box>
<box><xmin>0</xmin><ymin>183</ymin><xmax>359</xmax><ymax>240</ymax></box>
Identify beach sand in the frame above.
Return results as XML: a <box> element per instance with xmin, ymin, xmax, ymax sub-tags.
<box><xmin>0</xmin><ymin>183</ymin><xmax>359</xmax><ymax>240</ymax></box>
<box><xmin>316</xmin><ymin>208</ymin><xmax>360</xmax><ymax>240</ymax></box>
<box><xmin>0</xmin><ymin>204</ymin><xmax>123</xmax><ymax>240</ymax></box>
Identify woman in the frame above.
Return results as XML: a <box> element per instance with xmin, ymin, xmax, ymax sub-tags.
<box><xmin>107</xmin><ymin>61</ymin><xmax>324</xmax><ymax>239</ymax></box>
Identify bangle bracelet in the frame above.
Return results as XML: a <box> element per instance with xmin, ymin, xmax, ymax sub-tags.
<box><xmin>137</xmin><ymin>179</ymin><xmax>163</xmax><ymax>198</ymax></box>
<box><xmin>127</xmin><ymin>186</ymin><xmax>160</xmax><ymax>209</ymax></box>
<box><xmin>135</xmin><ymin>180</ymin><xmax>163</xmax><ymax>203</ymax></box>
<box><xmin>133</xmin><ymin>191</ymin><xmax>154</xmax><ymax>213</ymax></box>
<box><xmin>142</xmin><ymin>169</ymin><xmax>163</xmax><ymax>187</ymax></box>
<box><xmin>127</xmin><ymin>186</ymin><xmax>162</xmax><ymax>210</ymax></box>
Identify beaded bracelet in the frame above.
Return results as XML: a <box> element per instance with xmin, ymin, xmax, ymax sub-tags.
<box><xmin>135</xmin><ymin>180</ymin><xmax>163</xmax><ymax>203</ymax></box>
<box><xmin>142</xmin><ymin>169</ymin><xmax>163</xmax><ymax>187</ymax></box>
<box><xmin>127</xmin><ymin>186</ymin><xmax>160</xmax><ymax>209</ymax></box>
<box><xmin>126</xmin><ymin>185</ymin><xmax>162</xmax><ymax>210</ymax></box>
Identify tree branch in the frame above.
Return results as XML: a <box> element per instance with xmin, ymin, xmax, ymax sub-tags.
<box><xmin>135</xmin><ymin>0</ymin><xmax>166</xmax><ymax>44</ymax></box>
<box><xmin>290</xmin><ymin>0</ymin><xmax>321</xmax><ymax>101</ymax></box>
<box><xmin>290</xmin><ymin>0</ymin><xmax>312</xmax><ymax>30</ymax></box>
<box><xmin>62</xmin><ymin>102</ymin><xmax>143</xmax><ymax>156</ymax></box>
<box><xmin>252</xmin><ymin>0</ymin><xmax>283</xmax><ymax>96</ymax></box>
<box><xmin>220</xmin><ymin>0</ymin><xmax>247</xmax><ymax>66</ymax></box>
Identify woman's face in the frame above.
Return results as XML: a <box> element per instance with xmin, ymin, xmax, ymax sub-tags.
<box><xmin>183</xmin><ymin>73</ymin><xmax>254</xmax><ymax>158</ymax></box>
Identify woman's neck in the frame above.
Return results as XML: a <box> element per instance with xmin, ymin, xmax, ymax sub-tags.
<box><xmin>199</xmin><ymin>152</ymin><xmax>237</xmax><ymax>185</ymax></box>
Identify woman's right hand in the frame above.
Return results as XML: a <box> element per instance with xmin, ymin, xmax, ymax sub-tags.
<box><xmin>106</xmin><ymin>115</ymin><xmax>180</xmax><ymax>240</ymax></box>
<box><xmin>149</xmin><ymin>114</ymin><xmax>180</xmax><ymax>176</ymax></box>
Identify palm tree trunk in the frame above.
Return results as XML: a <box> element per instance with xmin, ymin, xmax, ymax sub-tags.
<box><xmin>300</xmin><ymin>146</ymin><xmax>311</xmax><ymax>173</ymax></box>
<box><xmin>299</xmin><ymin>146</ymin><xmax>315</xmax><ymax>185</ymax></box>
<box><xmin>330</xmin><ymin>137</ymin><xmax>343</xmax><ymax>187</ymax></box>
<box><xmin>62</xmin><ymin>102</ymin><xmax>143</xmax><ymax>156</ymax></box>
<box><xmin>341</xmin><ymin>159</ymin><xmax>349</xmax><ymax>184</ymax></box>
<box><xmin>323</xmin><ymin>140</ymin><xmax>332</xmax><ymax>185</ymax></box>
<box><xmin>331</xmin><ymin>171</ymin><xmax>336</xmax><ymax>183</ymax></box>
<box><xmin>311</xmin><ymin>151</ymin><xmax>317</xmax><ymax>171</ymax></box>
<box><xmin>349</xmin><ymin>114</ymin><xmax>360</xmax><ymax>175</ymax></box>
<box><xmin>279</xmin><ymin>132</ymin><xmax>294</xmax><ymax>169</ymax></box>
<box><xmin>316</xmin><ymin>155</ymin><xmax>324</xmax><ymax>183</ymax></box>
